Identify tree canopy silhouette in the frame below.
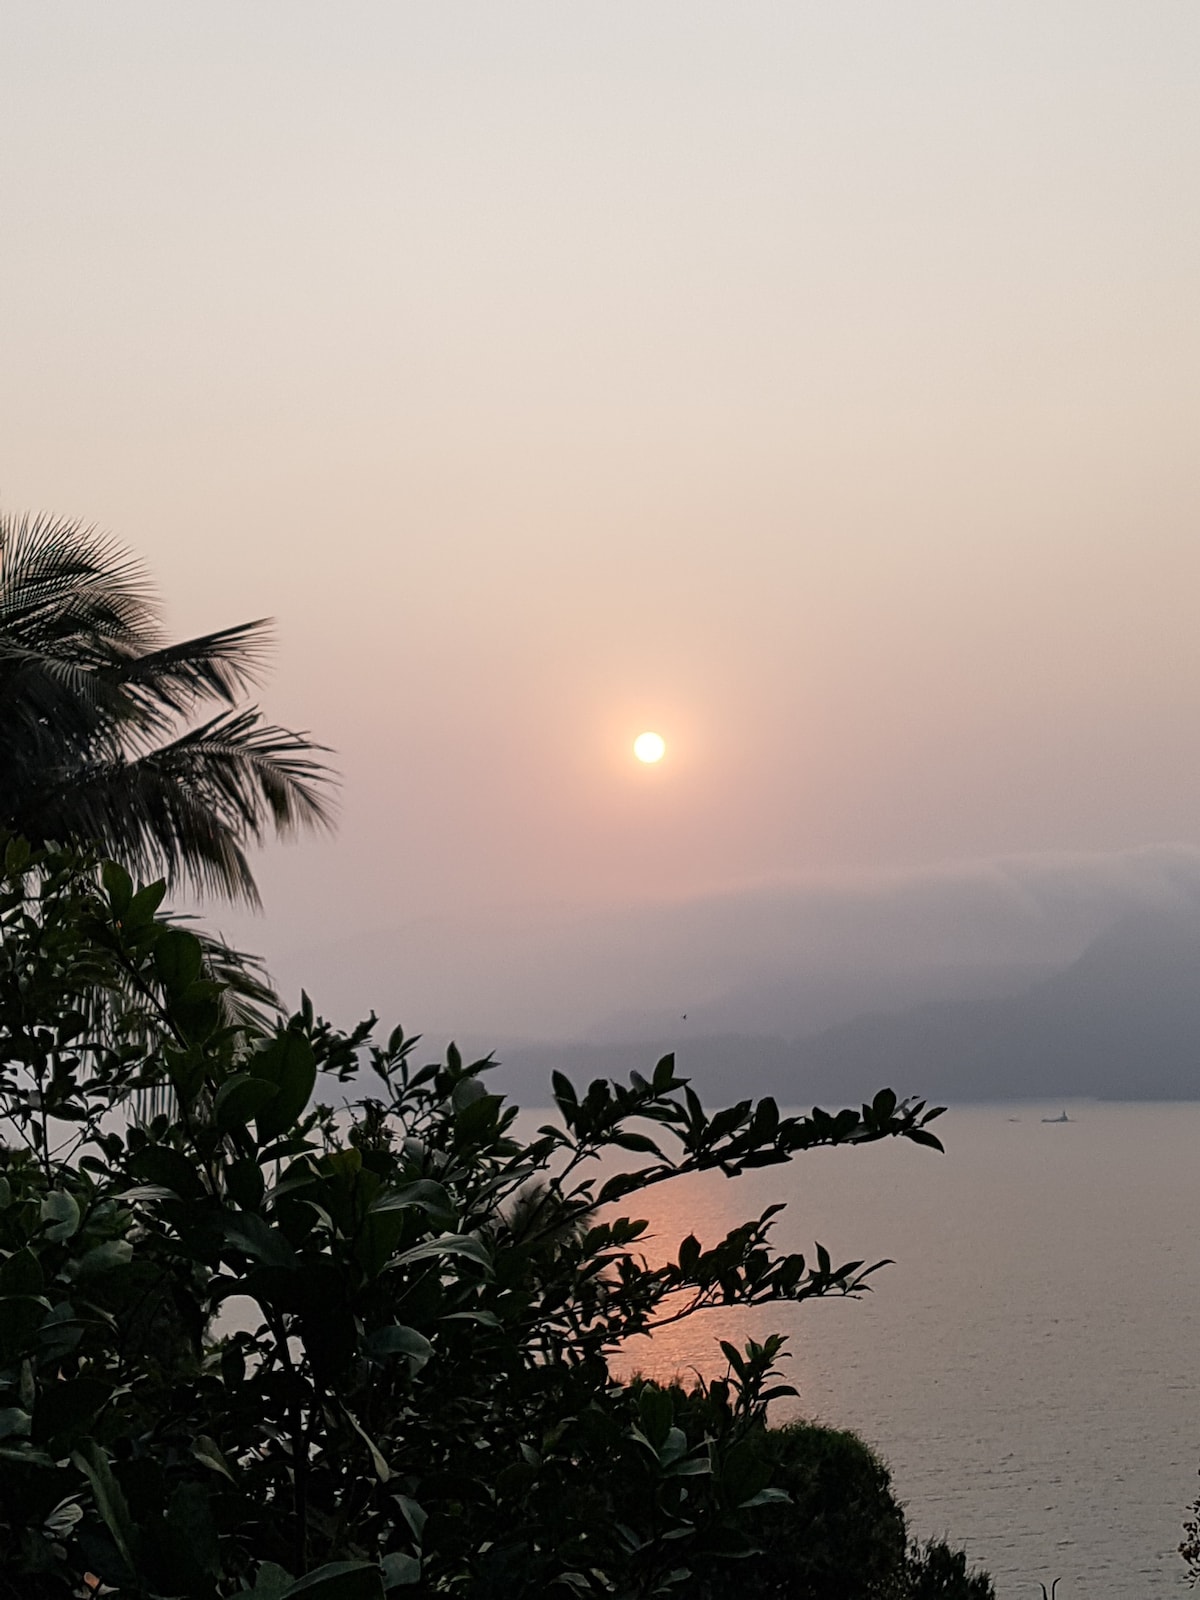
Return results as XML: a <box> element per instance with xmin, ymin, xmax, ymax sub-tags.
<box><xmin>0</xmin><ymin>510</ymin><xmax>334</xmax><ymax>904</ymax></box>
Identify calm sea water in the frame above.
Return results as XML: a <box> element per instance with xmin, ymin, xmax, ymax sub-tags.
<box><xmin>607</xmin><ymin>1100</ymin><xmax>1200</xmax><ymax>1599</ymax></box>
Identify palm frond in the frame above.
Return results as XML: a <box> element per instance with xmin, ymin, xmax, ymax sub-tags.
<box><xmin>104</xmin><ymin>619</ymin><xmax>276</xmax><ymax>716</ymax></box>
<box><xmin>152</xmin><ymin>708</ymin><xmax>337</xmax><ymax>834</ymax></box>
<box><xmin>0</xmin><ymin>512</ymin><xmax>164</xmax><ymax>764</ymax></box>
<box><xmin>0</xmin><ymin>508</ymin><xmax>337</xmax><ymax>904</ymax></box>
<box><xmin>0</xmin><ymin>510</ymin><xmax>161</xmax><ymax>649</ymax></box>
<box><xmin>25</xmin><ymin>709</ymin><xmax>337</xmax><ymax>906</ymax></box>
<box><xmin>191</xmin><ymin>926</ymin><xmax>281</xmax><ymax>1027</ymax></box>
<box><xmin>0</xmin><ymin>647</ymin><xmax>123</xmax><ymax>762</ymax></box>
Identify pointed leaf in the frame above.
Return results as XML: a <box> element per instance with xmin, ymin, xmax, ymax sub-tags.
<box><xmin>101</xmin><ymin>861</ymin><xmax>133</xmax><ymax>915</ymax></box>
<box><xmin>154</xmin><ymin>928</ymin><xmax>204</xmax><ymax>994</ymax></box>
<box><xmin>364</xmin><ymin>1325</ymin><xmax>434</xmax><ymax>1372</ymax></box>
<box><xmin>381</xmin><ymin>1553</ymin><xmax>421</xmax><ymax>1588</ymax></box>
<box><xmin>281</xmin><ymin>1562</ymin><xmax>385</xmax><ymax>1599</ymax></box>
<box><xmin>72</xmin><ymin>1440</ymin><xmax>138</xmax><ymax>1569</ymax></box>
<box><xmin>905</xmin><ymin>1126</ymin><xmax>945</xmax><ymax>1152</ymax></box>
<box><xmin>192</xmin><ymin>1434</ymin><xmax>235</xmax><ymax>1481</ymax></box>
<box><xmin>215</xmin><ymin>1073</ymin><xmax>279</xmax><ymax>1132</ymax></box>
<box><xmin>390</xmin><ymin>1234</ymin><xmax>491</xmax><ymax>1271</ymax></box>
<box><xmin>345</xmin><ymin>1408</ymin><xmax>391</xmax><ymax>1481</ymax></box>
<box><xmin>41</xmin><ymin>1190</ymin><xmax>80</xmax><ymax>1241</ymax></box>
<box><xmin>254</xmin><ymin>1031</ymin><xmax>318</xmax><ymax>1141</ymax></box>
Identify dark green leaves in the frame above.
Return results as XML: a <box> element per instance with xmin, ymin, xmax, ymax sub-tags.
<box><xmin>281</xmin><ymin>1562</ymin><xmax>386</xmax><ymax>1599</ymax></box>
<box><xmin>638</xmin><ymin>1383</ymin><xmax>674</xmax><ymax>1449</ymax></box>
<box><xmin>904</xmin><ymin>1125</ymin><xmax>946</xmax><ymax>1152</ymax></box>
<box><xmin>0</xmin><ymin>1406</ymin><xmax>31</xmax><ymax>1440</ymax></box>
<box><xmin>389</xmin><ymin>1234</ymin><xmax>491</xmax><ymax>1272</ymax></box>
<box><xmin>128</xmin><ymin>1142</ymin><xmax>207</xmax><ymax>1200</ymax></box>
<box><xmin>0</xmin><ymin>1247</ymin><xmax>43</xmax><ymax>1295</ymax></box>
<box><xmin>33</xmin><ymin>1375</ymin><xmax>112</xmax><ymax>1449</ymax></box>
<box><xmin>101</xmin><ymin>861</ymin><xmax>134</xmax><ymax>916</ymax></box>
<box><xmin>72</xmin><ymin>1440</ymin><xmax>139</xmax><ymax>1570</ymax></box>
<box><xmin>41</xmin><ymin>1190</ymin><xmax>81</xmax><ymax>1241</ymax></box>
<box><xmin>154</xmin><ymin>927</ymin><xmax>203</xmax><ymax>994</ymax></box>
<box><xmin>227</xmin><ymin>1156</ymin><xmax>266</xmax><ymax>1210</ymax></box>
<box><xmin>720</xmin><ymin>1438</ymin><xmax>775</xmax><ymax>1507</ymax></box>
<box><xmin>381</xmin><ymin>1552</ymin><xmax>421</xmax><ymax>1588</ymax></box>
<box><xmin>368</xmin><ymin>1180</ymin><xmax>456</xmax><ymax>1229</ymax></box>
<box><xmin>252</xmin><ymin>1030</ymin><xmax>317</xmax><ymax>1142</ymax></box>
<box><xmin>220</xmin><ymin>1212</ymin><xmax>297</xmax><ymax>1268</ymax></box>
<box><xmin>0</xmin><ymin>1296</ymin><xmax>49</xmax><ymax>1361</ymax></box>
<box><xmin>191</xmin><ymin>1434</ymin><xmax>236</xmax><ymax>1482</ymax></box>
<box><xmin>215</xmin><ymin>1072</ymin><xmax>279</xmax><ymax>1132</ymax></box>
<box><xmin>74</xmin><ymin>1239</ymin><xmax>133</xmax><ymax>1277</ymax></box>
<box><xmin>364</xmin><ymin>1325</ymin><xmax>434</xmax><ymax>1373</ymax></box>
<box><xmin>0</xmin><ymin>839</ymin><xmax>961</xmax><ymax>1599</ymax></box>
<box><xmin>124</xmin><ymin>877</ymin><xmax>168</xmax><ymax>926</ymax></box>
<box><xmin>871</xmin><ymin>1087</ymin><xmax>898</xmax><ymax>1121</ymax></box>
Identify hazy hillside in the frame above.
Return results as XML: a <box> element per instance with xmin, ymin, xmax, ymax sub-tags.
<box><xmin>494</xmin><ymin>911</ymin><xmax>1200</xmax><ymax>1106</ymax></box>
<box><xmin>270</xmin><ymin>846</ymin><xmax>1200</xmax><ymax>1049</ymax></box>
<box><xmin>582</xmin><ymin>958</ymin><xmax>1053</xmax><ymax>1045</ymax></box>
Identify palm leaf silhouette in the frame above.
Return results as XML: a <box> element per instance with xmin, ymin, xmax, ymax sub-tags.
<box><xmin>0</xmin><ymin>510</ymin><xmax>335</xmax><ymax>904</ymax></box>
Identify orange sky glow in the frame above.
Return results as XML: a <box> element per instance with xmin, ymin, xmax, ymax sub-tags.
<box><xmin>2</xmin><ymin>3</ymin><xmax>1198</xmax><ymax>1035</ymax></box>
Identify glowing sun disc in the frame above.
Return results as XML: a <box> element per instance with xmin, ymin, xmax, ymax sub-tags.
<box><xmin>633</xmin><ymin>731</ymin><xmax>666</xmax><ymax>764</ymax></box>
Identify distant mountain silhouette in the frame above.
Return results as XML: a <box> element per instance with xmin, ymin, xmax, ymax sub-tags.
<box><xmin>279</xmin><ymin>845</ymin><xmax>1200</xmax><ymax>1049</ymax></box>
<box><xmin>496</xmin><ymin>911</ymin><xmax>1200</xmax><ymax>1105</ymax></box>
<box><xmin>582</xmin><ymin>958</ymin><xmax>1053</xmax><ymax>1045</ymax></box>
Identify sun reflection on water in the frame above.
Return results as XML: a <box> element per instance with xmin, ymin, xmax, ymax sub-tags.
<box><xmin>603</xmin><ymin>1164</ymin><xmax>814</xmax><ymax>1421</ymax></box>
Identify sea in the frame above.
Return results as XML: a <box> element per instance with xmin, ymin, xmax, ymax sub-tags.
<box><xmin>605</xmin><ymin>1099</ymin><xmax>1200</xmax><ymax>1599</ymax></box>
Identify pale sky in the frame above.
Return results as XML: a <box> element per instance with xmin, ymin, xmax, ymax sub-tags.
<box><xmin>3</xmin><ymin>4</ymin><xmax>1199</xmax><ymax>1031</ymax></box>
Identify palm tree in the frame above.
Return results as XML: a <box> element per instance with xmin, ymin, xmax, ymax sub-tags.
<box><xmin>0</xmin><ymin>509</ymin><xmax>335</xmax><ymax>905</ymax></box>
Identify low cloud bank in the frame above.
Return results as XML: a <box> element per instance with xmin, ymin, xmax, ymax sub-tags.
<box><xmin>274</xmin><ymin>844</ymin><xmax>1200</xmax><ymax>1047</ymax></box>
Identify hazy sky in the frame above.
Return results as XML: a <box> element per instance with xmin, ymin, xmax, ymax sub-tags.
<box><xmin>3</xmin><ymin>4</ymin><xmax>1199</xmax><ymax>1025</ymax></box>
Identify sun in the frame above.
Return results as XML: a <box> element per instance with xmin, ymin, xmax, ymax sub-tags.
<box><xmin>633</xmin><ymin>731</ymin><xmax>666</xmax><ymax>764</ymax></box>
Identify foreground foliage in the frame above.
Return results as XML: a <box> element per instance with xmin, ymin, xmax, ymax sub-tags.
<box><xmin>0</xmin><ymin>839</ymin><xmax>989</xmax><ymax>1597</ymax></box>
<box><xmin>671</xmin><ymin>1412</ymin><xmax>994</xmax><ymax>1599</ymax></box>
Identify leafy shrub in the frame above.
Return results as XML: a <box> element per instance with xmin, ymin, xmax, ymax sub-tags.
<box><xmin>0</xmin><ymin>837</ymin><xmax>973</xmax><ymax>1598</ymax></box>
<box><xmin>683</xmin><ymin>1416</ymin><xmax>994</xmax><ymax>1600</ymax></box>
<box><xmin>903</xmin><ymin>1539</ymin><xmax>996</xmax><ymax>1599</ymax></box>
<box><xmin>724</xmin><ymin>1419</ymin><xmax>908</xmax><ymax>1597</ymax></box>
